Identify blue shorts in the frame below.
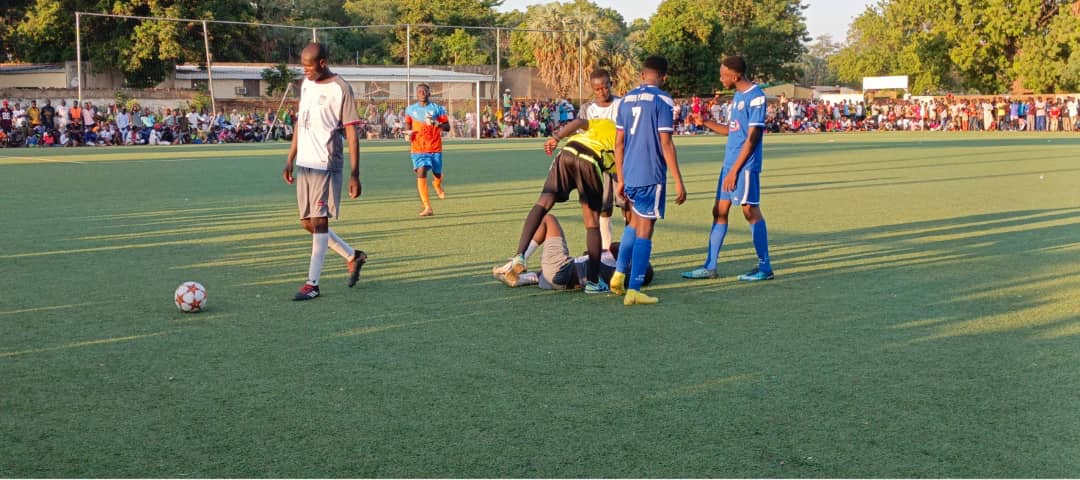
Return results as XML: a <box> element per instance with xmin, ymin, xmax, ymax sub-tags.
<box><xmin>716</xmin><ymin>168</ymin><xmax>760</xmax><ymax>205</ymax></box>
<box><xmin>411</xmin><ymin>152</ymin><xmax>443</xmax><ymax>174</ymax></box>
<box><xmin>625</xmin><ymin>184</ymin><xmax>666</xmax><ymax>219</ymax></box>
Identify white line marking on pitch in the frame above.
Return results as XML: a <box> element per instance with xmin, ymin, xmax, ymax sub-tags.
<box><xmin>0</xmin><ymin>155</ymin><xmax>88</xmax><ymax>165</ymax></box>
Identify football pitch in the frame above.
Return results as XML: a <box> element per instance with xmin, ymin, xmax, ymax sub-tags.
<box><xmin>2</xmin><ymin>132</ymin><xmax>1078</xmax><ymax>477</ymax></box>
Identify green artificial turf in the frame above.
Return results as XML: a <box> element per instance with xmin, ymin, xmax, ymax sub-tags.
<box><xmin>1</xmin><ymin>132</ymin><xmax>1078</xmax><ymax>477</ymax></box>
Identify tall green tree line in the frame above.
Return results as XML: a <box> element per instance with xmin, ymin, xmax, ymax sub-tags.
<box><xmin>3</xmin><ymin>0</ymin><xmax>812</xmax><ymax>95</ymax></box>
<box><xmin>830</xmin><ymin>0</ymin><xmax>1080</xmax><ymax>94</ymax></box>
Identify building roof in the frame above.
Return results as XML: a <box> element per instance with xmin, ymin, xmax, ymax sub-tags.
<box><xmin>175</xmin><ymin>64</ymin><xmax>492</xmax><ymax>83</ymax></box>
<box><xmin>0</xmin><ymin>63</ymin><xmax>65</xmax><ymax>74</ymax></box>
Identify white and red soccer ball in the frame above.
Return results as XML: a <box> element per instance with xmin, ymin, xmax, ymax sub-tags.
<box><xmin>174</xmin><ymin>281</ymin><xmax>207</xmax><ymax>313</ymax></box>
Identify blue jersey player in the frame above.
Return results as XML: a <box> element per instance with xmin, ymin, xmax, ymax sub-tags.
<box><xmin>682</xmin><ymin>56</ymin><xmax>774</xmax><ymax>282</ymax></box>
<box><xmin>610</xmin><ymin>56</ymin><xmax>687</xmax><ymax>305</ymax></box>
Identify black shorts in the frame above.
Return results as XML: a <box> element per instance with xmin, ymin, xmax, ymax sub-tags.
<box><xmin>542</xmin><ymin>147</ymin><xmax>605</xmax><ymax>212</ymax></box>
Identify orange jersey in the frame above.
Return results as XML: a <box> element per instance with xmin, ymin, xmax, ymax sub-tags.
<box><xmin>404</xmin><ymin>102</ymin><xmax>448</xmax><ymax>153</ymax></box>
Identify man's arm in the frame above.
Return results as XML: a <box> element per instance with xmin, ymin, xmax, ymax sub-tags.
<box><xmin>613</xmin><ymin>129</ymin><xmax>626</xmax><ymax>202</ymax></box>
<box><xmin>283</xmin><ymin>124</ymin><xmax>299</xmax><ymax>184</ymax></box>
<box><xmin>691</xmin><ymin>113</ymin><xmax>730</xmax><ymax>135</ymax></box>
<box><xmin>660</xmin><ymin>132</ymin><xmax>685</xmax><ymax>205</ymax></box>
<box><xmin>544</xmin><ymin>117</ymin><xmax>588</xmax><ymax>154</ymax></box>
<box><xmin>345</xmin><ymin>124</ymin><xmax>362</xmax><ymax>198</ymax></box>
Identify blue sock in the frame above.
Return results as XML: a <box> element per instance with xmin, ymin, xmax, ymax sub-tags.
<box><xmin>629</xmin><ymin>237</ymin><xmax>652</xmax><ymax>291</ymax></box>
<box><xmin>750</xmin><ymin>220</ymin><xmax>772</xmax><ymax>273</ymax></box>
<box><xmin>703</xmin><ymin>223</ymin><xmax>729</xmax><ymax>271</ymax></box>
<box><xmin>616</xmin><ymin>227</ymin><xmax>636</xmax><ymax>273</ymax></box>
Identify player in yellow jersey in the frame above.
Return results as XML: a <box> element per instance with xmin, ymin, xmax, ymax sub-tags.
<box><xmin>498</xmin><ymin>70</ymin><xmax>621</xmax><ymax>294</ymax></box>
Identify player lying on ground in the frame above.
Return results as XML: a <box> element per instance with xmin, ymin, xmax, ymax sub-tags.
<box><xmin>493</xmin><ymin>213</ymin><xmax>651</xmax><ymax>291</ymax></box>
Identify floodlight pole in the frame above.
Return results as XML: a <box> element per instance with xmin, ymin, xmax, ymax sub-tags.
<box><xmin>495</xmin><ymin>27</ymin><xmax>500</xmax><ymax>109</ymax></box>
<box><xmin>577</xmin><ymin>29</ymin><xmax>583</xmax><ymax>104</ymax></box>
<box><xmin>406</xmin><ymin>23</ymin><xmax>412</xmax><ymax>105</ymax></box>
<box><xmin>202</xmin><ymin>21</ymin><xmax>217</xmax><ymax>118</ymax></box>
<box><xmin>312</xmin><ymin>28</ymin><xmax>317</xmax><ymax>43</ymax></box>
<box><xmin>75</xmin><ymin>12</ymin><xmax>82</xmax><ymax>105</ymax></box>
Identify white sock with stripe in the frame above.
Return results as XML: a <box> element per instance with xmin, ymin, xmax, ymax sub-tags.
<box><xmin>307</xmin><ymin>233</ymin><xmax>328</xmax><ymax>286</ymax></box>
<box><xmin>326</xmin><ymin>229</ymin><xmax>355</xmax><ymax>260</ymax></box>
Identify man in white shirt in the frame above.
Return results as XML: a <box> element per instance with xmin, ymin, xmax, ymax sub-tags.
<box><xmin>282</xmin><ymin>43</ymin><xmax>366</xmax><ymax>301</ymax></box>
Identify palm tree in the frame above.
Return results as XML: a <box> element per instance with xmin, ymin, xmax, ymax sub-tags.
<box><xmin>522</xmin><ymin>2</ymin><xmax>638</xmax><ymax>99</ymax></box>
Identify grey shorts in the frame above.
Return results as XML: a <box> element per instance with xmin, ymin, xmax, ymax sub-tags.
<box><xmin>296</xmin><ymin>166</ymin><xmax>342</xmax><ymax>219</ymax></box>
<box><xmin>538</xmin><ymin>236</ymin><xmax>576</xmax><ymax>290</ymax></box>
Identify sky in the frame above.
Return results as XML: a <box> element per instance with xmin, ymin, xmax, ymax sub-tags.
<box><xmin>495</xmin><ymin>0</ymin><xmax>877</xmax><ymax>42</ymax></box>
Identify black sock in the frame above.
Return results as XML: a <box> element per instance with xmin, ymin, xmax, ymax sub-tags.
<box><xmin>586</xmin><ymin>227</ymin><xmax>601</xmax><ymax>283</ymax></box>
<box><xmin>517</xmin><ymin>204</ymin><xmax>548</xmax><ymax>255</ymax></box>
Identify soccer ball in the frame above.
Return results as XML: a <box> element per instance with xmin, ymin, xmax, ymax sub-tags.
<box><xmin>174</xmin><ymin>281</ymin><xmax>207</xmax><ymax>313</ymax></box>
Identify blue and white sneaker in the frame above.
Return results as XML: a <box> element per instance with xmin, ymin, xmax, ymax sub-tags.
<box><xmin>682</xmin><ymin>267</ymin><xmax>718</xmax><ymax>279</ymax></box>
<box><xmin>737</xmin><ymin>267</ymin><xmax>774</xmax><ymax>282</ymax></box>
<box><xmin>584</xmin><ymin>279</ymin><xmax>610</xmax><ymax>294</ymax></box>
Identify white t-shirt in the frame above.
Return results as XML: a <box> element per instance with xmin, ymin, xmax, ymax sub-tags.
<box><xmin>578</xmin><ymin>97</ymin><xmax>621</xmax><ymax>123</ymax></box>
<box><xmin>296</xmin><ymin>75</ymin><xmax>361</xmax><ymax>171</ymax></box>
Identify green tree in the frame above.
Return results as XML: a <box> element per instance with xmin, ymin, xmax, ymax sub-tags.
<box><xmin>393</xmin><ymin>0</ymin><xmax>500</xmax><ymax>65</ymax></box>
<box><xmin>261</xmin><ymin>62</ymin><xmax>297</xmax><ymax>97</ymax></box>
<box><xmin>640</xmin><ymin>0</ymin><xmax>808</xmax><ymax>96</ymax></box>
<box><xmin>833</xmin><ymin>0</ymin><xmax>1080</xmax><ymax>94</ymax></box>
<box><xmin>514</xmin><ymin>1</ymin><xmax>638</xmax><ymax>97</ymax></box>
<box><xmin>442</xmin><ymin>28</ymin><xmax>489</xmax><ymax>65</ymax></box>
<box><xmin>1012</xmin><ymin>2</ymin><xmax>1080</xmax><ymax>92</ymax></box>
<box><xmin>797</xmin><ymin>35</ymin><xmax>842</xmax><ymax>86</ymax></box>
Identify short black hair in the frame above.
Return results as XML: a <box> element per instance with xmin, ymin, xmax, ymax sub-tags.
<box><xmin>416</xmin><ymin>83</ymin><xmax>431</xmax><ymax>91</ymax></box>
<box><xmin>590</xmin><ymin>69</ymin><xmax>611</xmax><ymax>81</ymax></box>
<box><xmin>642</xmin><ymin>56</ymin><xmax>668</xmax><ymax>76</ymax></box>
<box><xmin>722</xmin><ymin>55</ymin><xmax>747</xmax><ymax>76</ymax></box>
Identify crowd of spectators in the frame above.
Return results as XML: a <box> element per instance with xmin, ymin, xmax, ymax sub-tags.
<box><xmin>4</xmin><ymin>92</ymin><xmax>1078</xmax><ymax>148</ymax></box>
<box><xmin>758</xmin><ymin>95</ymin><xmax>1078</xmax><ymax>134</ymax></box>
<box><xmin>0</xmin><ymin>98</ymin><xmax>296</xmax><ymax>148</ymax></box>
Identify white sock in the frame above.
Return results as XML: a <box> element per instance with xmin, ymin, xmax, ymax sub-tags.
<box><xmin>524</xmin><ymin>240</ymin><xmax>540</xmax><ymax>260</ymax></box>
<box><xmin>307</xmin><ymin>233</ymin><xmax>329</xmax><ymax>286</ymax></box>
<box><xmin>327</xmin><ymin>228</ymin><xmax>355</xmax><ymax>260</ymax></box>
<box><xmin>600</xmin><ymin>215</ymin><xmax>613</xmax><ymax>250</ymax></box>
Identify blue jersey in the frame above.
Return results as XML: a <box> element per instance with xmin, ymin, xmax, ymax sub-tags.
<box><xmin>617</xmin><ymin>85</ymin><xmax>675</xmax><ymax>187</ymax></box>
<box><xmin>724</xmin><ymin>84</ymin><xmax>766</xmax><ymax>173</ymax></box>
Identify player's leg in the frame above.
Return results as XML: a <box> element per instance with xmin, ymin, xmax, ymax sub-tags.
<box><xmin>323</xmin><ymin>228</ymin><xmax>364</xmax><ymax>288</ymax></box>
<box><xmin>431</xmin><ymin>152</ymin><xmax>446</xmax><ymax>199</ymax></box>
<box><xmin>617</xmin><ymin>185</ymin><xmax>663</xmax><ymax>304</ymax></box>
<box><xmin>685</xmin><ymin>171</ymin><xmax>735</xmax><ymax>280</ymax></box>
<box><xmin>578</xmin><ymin>166</ymin><xmax>607</xmax><ymax>293</ymax></box>
<box><xmin>505</xmin><ymin>192</ymin><xmax>555</xmax><ymax>283</ymax></box>
<box><xmin>599</xmin><ymin>173</ymin><xmax>617</xmax><ymax>256</ymax></box>
<box><xmin>294</xmin><ymin>215</ymin><xmax>329</xmax><ymax>301</ymax></box>
<box><xmin>413</xmin><ymin>154</ymin><xmax>434</xmax><ymax>216</ymax></box>
<box><xmin>507</xmin><ymin>153</ymin><xmax>573</xmax><ymax>282</ymax></box>
<box><xmin>611</xmin><ymin>207</ymin><xmax>637</xmax><ymax>296</ymax></box>
<box><xmin>579</xmin><ymin>202</ymin><xmax>607</xmax><ymax>293</ymax></box>
<box><xmin>623</xmin><ymin>212</ymin><xmax>658</xmax><ymax>305</ymax></box>
<box><xmin>736</xmin><ymin>170</ymin><xmax>774</xmax><ymax>282</ymax></box>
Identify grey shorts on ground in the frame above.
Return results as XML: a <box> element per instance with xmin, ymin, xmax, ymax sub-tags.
<box><xmin>538</xmin><ymin>236</ymin><xmax>576</xmax><ymax>290</ymax></box>
<box><xmin>296</xmin><ymin>166</ymin><xmax>342</xmax><ymax>219</ymax></box>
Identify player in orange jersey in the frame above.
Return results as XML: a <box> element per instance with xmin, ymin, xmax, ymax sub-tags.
<box><xmin>404</xmin><ymin>84</ymin><xmax>450</xmax><ymax>216</ymax></box>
